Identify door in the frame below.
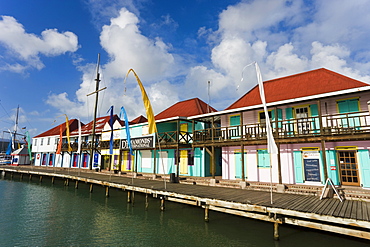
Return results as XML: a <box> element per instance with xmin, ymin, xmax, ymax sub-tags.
<box><xmin>72</xmin><ymin>153</ymin><xmax>79</xmax><ymax>168</ymax></box>
<box><xmin>157</xmin><ymin>151</ymin><xmax>168</xmax><ymax>174</ymax></box>
<box><xmin>179</xmin><ymin>150</ymin><xmax>188</xmax><ymax>174</ymax></box>
<box><xmin>338</xmin><ymin>150</ymin><xmax>360</xmax><ymax>186</ymax></box>
<box><xmin>48</xmin><ymin>154</ymin><xmax>54</xmax><ymax>167</ymax></box>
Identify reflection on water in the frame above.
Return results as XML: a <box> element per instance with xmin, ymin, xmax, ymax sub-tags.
<box><xmin>0</xmin><ymin>175</ymin><xmax>368</xmax><ymax>247</ymax></box>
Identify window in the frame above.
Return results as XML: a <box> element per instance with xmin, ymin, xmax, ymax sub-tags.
<box><xmin>47</xmin><ymin>138</ymin><xmax>50</xmax><ymax>145</ymax></box>
<box><xmin>295</xmin><ymin>107</ymin><xmax>308</xmax><ymax>118</ymax></box>
<box><xmin>40</xmin><ymin>138</ymin><xmax>44</xmax><ymax>146</ymax></box>
<box><xmin>259</xmin><ymin>111</ymin><xmax>272</xmax><ymax>123</ymax></box>
<box><xmin>34</xmin><ymin>139</ymin><xmax>37</xmax><ymax>146</ymax></box>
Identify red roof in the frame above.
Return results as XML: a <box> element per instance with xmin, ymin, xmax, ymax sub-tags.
<box><xmin>226</xmin><ymin>68</ymin><xmax>369</xmax><ymax>110</ymax></box>
<box><xmin>130</xmin><ymin>115</ymin><xmax>147</xmax><ymax>124</ymax></box>
<box><xmin>155</xmin><ymin>98</ymin><xmax>217</xmax><ymax>120</ymax></box>
<box><xmin>34</xmin><ymin>119</ymin><xmax>81</xmax><ymax>138</ymax></box>
<box><xmin>70</xmin><ymin>115</ymin><xmax>121</xmax><ymax>136</ymax></box>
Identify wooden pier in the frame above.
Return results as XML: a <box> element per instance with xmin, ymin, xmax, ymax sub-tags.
<box><xmin>1</xmin><ymin>166</ymin><xmax>370</xmax><ymax>241</ymax></box>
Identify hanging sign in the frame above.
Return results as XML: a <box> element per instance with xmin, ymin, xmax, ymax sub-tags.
<box><xmin>121</xmin><ymin>135</ymin><xmax>155</xmax><ymax>150</ymax></box>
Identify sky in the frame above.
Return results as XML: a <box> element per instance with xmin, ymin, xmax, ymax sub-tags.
<box><xmin>1</xmin><ymin>0</ymin><xmax>370</xmax><ymax>140</ymax></box>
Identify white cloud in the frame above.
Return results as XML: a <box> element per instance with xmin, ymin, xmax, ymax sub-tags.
<box><xmin>0</xmin><ymin>16</ymin><xmax>78</xmax><ymax>72</ymax></box>
<box><xmin>100</xmin><ymin>8</ymin><xmax>176</xmax><ymax>81</ymax></box>
<box><xmin>46</xmin><ymin>8</ymin><xmax>180</xmax><ymax>121</ymax></box>
<box><xmin>47</xmin><ymin>0</ymin><xmax>370</xmax><ymax>125</ymax></box>
<box><xmin>185</xmin><ymin>0</ymin><xmax>370</xmax><ymax>106</ymax></box>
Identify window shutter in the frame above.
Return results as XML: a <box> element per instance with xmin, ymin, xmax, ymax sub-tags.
<box><xmin>230</xmin><ymin>115</ymin><xmax>240</xmax><ymax>126</ymax></box>
<box><xmin>285</xmin><ymin>108</ymin><xmax>293</xmax><ymax>119</ymax></box>
<box><xmin>310</xmin><ymin>104</ymin><xmax>318</xmax><ymax>116</ymax></box>
<box><xmin>293</xmin><ymin>151</ymin><xmax>304</xmax><ymax>183</ymax></box>
<box><xmin>359</xmin><ymin>149</ymin><xmax>370</xmax><ymax>188</ymax></box>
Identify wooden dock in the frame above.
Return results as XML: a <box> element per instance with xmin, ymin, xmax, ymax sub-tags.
<box><xmin>1</xmin><ymin>166</ymin><xmax>370</xmax><ymax>241</ymax></box>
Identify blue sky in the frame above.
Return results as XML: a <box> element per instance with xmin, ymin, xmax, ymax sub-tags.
<box><xmin>1</xmin><ymin>0</ymin><xmax>370</xmax><ymax>140</ymax></box>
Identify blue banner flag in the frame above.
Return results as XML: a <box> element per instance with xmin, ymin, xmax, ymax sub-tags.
<box><xmin>5</xmin><ymin>133</ymin><xmax>12</xmax><ymax>155</ymax></box>
<box><xmin>120</xmin><ymin>106</ymin><xmax>134</xmax><ymax>156</ymax></box>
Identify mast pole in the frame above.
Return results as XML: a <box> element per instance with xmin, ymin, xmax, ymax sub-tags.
<box><xmin>14</xmin><ymin>105</ymin><xmax>19</xmax><ymax>149</ymax></box>
<box><xmin>89</xmin><ymin>54</ymin><xmax>101</xmax><ymax>170</ymax></box>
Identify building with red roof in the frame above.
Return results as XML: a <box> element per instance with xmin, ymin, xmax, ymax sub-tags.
<box><xmin>190</xmin><ymin>68</ymin><xmax>370</xmax><ymax>189</ymax></box>
<box><xmin>32</xmin><ymin>119</ymin><xmax>81</xmax><ymax>167</ymax></box>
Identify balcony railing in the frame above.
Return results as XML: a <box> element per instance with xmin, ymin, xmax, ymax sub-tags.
<box><xmin>157</xmin><ymin>130</ymin><xmax>193</xmax><ymax>144</ymax></box>
<box><xmin>194</xmin><ymin>111</ymin><xmax>370</xmax><ymax>142</ymax></box>
<box><xmin>60</xmin><ymin>141</ymin><xmax>96</xmax><ymax>152</ymax></box>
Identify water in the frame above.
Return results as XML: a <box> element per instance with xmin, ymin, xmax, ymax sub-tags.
<box><xmin>0</xmin><ymin>175</ymin><xmax>368</xmax><ymax>247</ymax></box>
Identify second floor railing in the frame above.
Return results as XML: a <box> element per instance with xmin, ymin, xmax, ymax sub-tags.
<box><xmin>194</xmin><ymin>111</ymin><xmax>370</xmax><ymax>142</ymax></box>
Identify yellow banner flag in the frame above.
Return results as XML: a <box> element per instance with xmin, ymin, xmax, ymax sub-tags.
<box><xmin>125</xmin><ymin>69</ymin><xmax>157</xmax><ymax>134</ymax></box>
<box><xmin>64</xmin><ymin>115</ymin><xmax>72</xmax><ymax>152</ymax></box>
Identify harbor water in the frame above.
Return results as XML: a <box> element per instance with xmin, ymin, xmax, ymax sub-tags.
<box><xmin>0</xmin><ymin>175</ymin><xmax>368</xmax><ymax>247</ymax></box>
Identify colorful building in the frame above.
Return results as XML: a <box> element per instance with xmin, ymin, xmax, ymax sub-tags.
<box><xmin>191</xmin><ymin>68</ymin><xmax>370</xmax><ymax>188</ymax></box>
<box><xmin>107</xmin><ymin>98</ymin><xmax>221</xmax><ymax>177</ymax></box>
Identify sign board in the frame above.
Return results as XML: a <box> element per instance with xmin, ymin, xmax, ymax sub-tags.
<box><xmin>303</xmin><ymin>151</ymin><xmax>321</xmax><ymax>182</ymax></box>
<box><xmin>121</xmin><ymin>135</ymin><xmax>155</xmax><ymax>150</ymax></box>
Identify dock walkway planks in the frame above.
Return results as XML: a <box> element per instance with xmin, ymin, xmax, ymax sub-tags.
<box><xmin>1</xmin><ymin>166</ymin><xmax>370</xmax><ymax>241</ymax></box>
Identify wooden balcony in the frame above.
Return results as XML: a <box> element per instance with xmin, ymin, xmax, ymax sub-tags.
<box><xmin>193</xmin><ymin>111</ymin><xmax>370</xmax><ymax>146</ymax></box>
<box><xmin>60</xmin><ymin>141</ymin><xmax>94</xmax><ymax>152</ymax></box>
<box><xmin>157</xmin><ymin>130</ymin><xmax>193</xmax><ymax>146</ymax></box>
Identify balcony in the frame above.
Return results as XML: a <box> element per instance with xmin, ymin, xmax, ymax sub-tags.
<box><xmin>157</xmin><ymin>130</ymin><xmax>193</xmax><ymax>145</ymax></box>
<box><xmin>193</xmin><ymin>111</ymin><xmax>370</xmax><ymax>144</ymax></box>
<box><xmin>60</xmin><ymin>141</ymin><xmax>94</xmax><ymax>152</ymax></box>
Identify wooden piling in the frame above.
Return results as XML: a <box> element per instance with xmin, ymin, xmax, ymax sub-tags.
<box><xmin>75</xmin><ymin>180</ymin><xmax>78</xmax><ymax>189</ymax></box>
<box><xmin>89</xmin><ymin>184</ymin><xmax>93</xmax><ymax>193</ymax></box>
<box><xmin>29</xmin><ymin>174</ymin><xmax>32</xmax><ymax>180</ymax></box>
<box><xmin>39</xmin><ymin>176</ymin><xmax>43</xmax><ymax>182</ymax></box>
<box><xmin>274</xmin><ymin>221</ymin><xmax>279</xmax><ymax>241</ymax></box>
<box><xmin>160</xmin><ymin>196</ymin><xmax>165</xmax><ymax>211</ymax></box>
<box><xmin>64</xmin><ymin>179</ymin><xmax>69</xmax><ymax>186</ymax></box>
<box><xmin>127</xmin><ymin>191</ymin><xmax>132</xmax><ymax>203</ymax></box>
<box><xmin>51</xmin><ymin>177</ymin><xmax>55</xmax><ymax>184</ymax></box>
<box><xmin>20</xmin><ymin>174</ymin><xmax>23</xmax><ymax>180</ymax></box>
<box><xmin>204</xmin><ymin>204</ymin><xmax>209</xmax><ymax>222</ymax></box>
<box><xmin>145</xmin><ymin>194</ymin><xmax>149</xmax><ymax>210</ymax></box>
<box><xmin>1</xmin><ymin>171</ymin><xmax>5</xmax><ymax>177</ymax></box>
<box><xmin>105</xmin><ymin>186</ymin><xmax>109</xmax><ymax>197</ymax></box>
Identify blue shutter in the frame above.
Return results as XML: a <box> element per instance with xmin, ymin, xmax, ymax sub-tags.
<box><xmin>285</xmin><ymin>108</ymin><xmax>294</xmax><ymax>136</ymax></box>
<box><xmin>285</xmin><ymin>108</ymin><xmax>293</xmax><ymax>119</ymax></box>
<box><xmin>258</xmin><ymin>150</ymin><xmax>270</xmax><ymax>168</ymax></box>
<box><xmin>358</xmin><ymin>149</ymin><xmax>370</xmax><ymax>188</ymax></box>
<box><xmin>293</xmin><ymin>151</ymin><xmax>304</xmax><ymax>183</ymax></box>
<box><xmin>310</xmin><ymin>104</ymin><xmax>319</xmax><ymax>133</ymax></box>
<box><xmin>326</xmin><ymin>150</ymin><xmax>339</xmax><ymax>185</ymax></box>
<box><xmin>230</xmin><ymin>115</ymin><xmax>240</xmax><ymax>126</ymax></box>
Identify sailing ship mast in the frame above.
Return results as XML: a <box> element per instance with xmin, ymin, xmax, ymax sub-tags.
<box><xmin>87</xmin><ymin>54</ymin><xmax>106</xmax><ymax>170</ymax></box>
<box><xmin>13</xmin><ymin>105</ymin><xmax>19</xmax><ymax>148</ymax></box>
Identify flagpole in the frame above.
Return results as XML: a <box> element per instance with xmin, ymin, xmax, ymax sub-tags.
<box><xmin>241</xmin><ymin>62</ymin><xmax>277</xmax><ymax>205</ymax></box>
